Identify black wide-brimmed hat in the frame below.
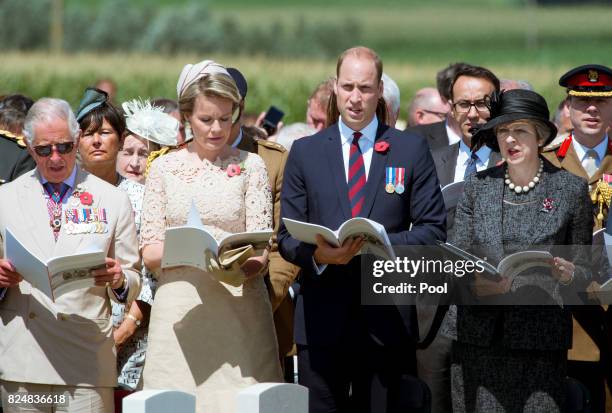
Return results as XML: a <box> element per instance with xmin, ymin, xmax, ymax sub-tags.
<box><xmin>472</xmin><ymin>89</ymin><xmax>557</xmax><ymax>151</ymax></box>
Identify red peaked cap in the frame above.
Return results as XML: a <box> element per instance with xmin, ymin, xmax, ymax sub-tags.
<box><xmin>559</xmin><ymin>64</ymin><xmax>612</xmax><ymax>97</ymax></box>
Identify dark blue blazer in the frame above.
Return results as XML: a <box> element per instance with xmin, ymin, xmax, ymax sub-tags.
<box><xmin>278</xmin><ymin>121</ymin><xmax>447</xmax><ymax>347</ymax></box>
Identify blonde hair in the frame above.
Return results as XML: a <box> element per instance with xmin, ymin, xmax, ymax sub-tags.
<box><xmin>178</xmin><ymin>73</ymin><xmax>241</xmax><ymax>122</ymax></box>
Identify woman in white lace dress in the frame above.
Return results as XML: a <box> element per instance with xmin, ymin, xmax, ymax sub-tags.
<box><xmin>140</xmin><ymin>61</ymin><xmax>281</xmax><ymax>413</ymax></box>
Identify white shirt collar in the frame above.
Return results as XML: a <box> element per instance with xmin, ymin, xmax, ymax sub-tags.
<box><xmin>338</xmin><ymin>116</ymin><xmax>378</xmax><ymax>145</ymax></box>
<box><xmin>231</xmin><ymin>128</ymin><xmax>243</xmax><ymax>148</ymax></box>
<box><xmin>458</xmin><ymin>139</ymin><xmax>491</xmax><ymax>165</ymax></box>
<box><xmin>572</xmin><ymin>134</ymin><xmax>608</xmax><ymax>162</ymax></box>
<box><xmin>39</xmin><ymin>164</ymin><xmax>77</xmax><ymax>188</ymax></box>
<box><xmin>445</xmin><ymin>118</ymin><xmax>461</xmax><ymax>145</ymax></box>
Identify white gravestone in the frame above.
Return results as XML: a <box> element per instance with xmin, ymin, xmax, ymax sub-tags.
<box><xmin>236</xmin><ymin>383</ymin><xmax>308</xmax><ymax>413</ymax></box>
<box><xmin>123</xmin><ymin>390</ymin><xmax>196</xmax><ymax>413</ymax></box>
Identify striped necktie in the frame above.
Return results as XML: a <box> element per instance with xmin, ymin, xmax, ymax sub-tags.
<box><xmin>348</xmin><ymin>131</ymin><xmax>366</xmax><ymax>217</ymax></box>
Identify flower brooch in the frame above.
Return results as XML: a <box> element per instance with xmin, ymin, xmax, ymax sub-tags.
<box><xmin>374</xmin><ymin>141</ymin><xmax>390</xmax><ymax>153</ymax></box>
<box><xmin>71</xmin><ymin>184</ymin><xmax>93</xmax><ymax>206</ymax></box>
<box><xmin>227</xmin><ymin>161</ymin><xmax>246</xmax><ymax>177</ymax></box>
<box><xmin>541</xmin><ymin>197</ymin><xmax>554</xmax><ymax>213</ymax></box>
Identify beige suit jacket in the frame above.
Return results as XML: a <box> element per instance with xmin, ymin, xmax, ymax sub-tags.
<box><xmin>0</xmin><ymin>167</ymin><xmax>141</xmax><ymax>387</ymax></box>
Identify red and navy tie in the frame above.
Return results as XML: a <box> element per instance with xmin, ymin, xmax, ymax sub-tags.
<box><xmin>348</xmin><ymin>131</ymin><xmax>366</xmax><ymax>217</ymax></box>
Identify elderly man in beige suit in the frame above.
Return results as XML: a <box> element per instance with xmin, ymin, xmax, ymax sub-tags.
<box><xmin>0</xmin><ymin>98</ymin><xmax>141</xmax><ymax>413</ymax></box>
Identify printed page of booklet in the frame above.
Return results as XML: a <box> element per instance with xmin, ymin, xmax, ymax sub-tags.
<box><xmin>437</xmin><ymin>241</ymin><xmax>552</xmax><ymax>280</ymax></box>
<box><xmin>4</xmin><ymin>228</ymin><xmax>106</xmax><ymax>301</ymax></box>
<box><xmin>283</xmin><ymin>217</ymin><xmax>395</xmax><ymax>260</ymax></box>
<box><xmin>162</xmin><ymin>201</ymin><xmax>272</xmax><ymax>270</ymax></box>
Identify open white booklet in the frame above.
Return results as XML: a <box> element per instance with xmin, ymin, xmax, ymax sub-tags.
<box><xmin>282</xmin><ymin>217</ymin><xmax>396</xmax><ymax>260</ymax></box>
<box><xmin>161</xmin><ymin>202</ymin><xmax>273</xmax><ymax>270</ymax></box>
<box><xmin>441</xmin><ymin>181</ymin><xmax>465</xmax><ymax>211</ymax></box>
<box><xmin>4</xmin><ymin>228</ymin><xmax>106</xmax><ymax>302</ymax></box>
<box><xmin>438</xmin><ymin>241</ymin><xmax>553</xmax><ymax>280</ymax></box>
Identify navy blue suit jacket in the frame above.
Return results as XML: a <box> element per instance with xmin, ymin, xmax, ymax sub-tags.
<box><xmin>278</xmin><ymin>121</ymin><xmax>447</xmax><ymax>347</ymax></box>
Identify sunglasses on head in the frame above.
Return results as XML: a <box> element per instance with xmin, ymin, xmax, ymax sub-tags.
<box><xmin>33</xmin><ymin>142</ymin><xmax>75</xmax><ymax>157</ymax></box>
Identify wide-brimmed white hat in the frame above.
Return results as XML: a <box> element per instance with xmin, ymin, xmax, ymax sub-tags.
<box><xmin>122</xmin><ymin>99</ymin><xmax>179</xmax><ymax>147</ymax></box>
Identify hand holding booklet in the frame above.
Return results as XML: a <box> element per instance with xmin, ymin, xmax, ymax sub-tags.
<box><xmin>437</xmin><ymin>241</ymin><xmax>553</xmax><ymax>281</ymax></box>
<box><xmin>282</xmin><ymin>217</ymin><xmax>396</xmax><ymax>260</ymax></box>
<box><xmin>161</xmin><ymin>202</ymin><xmax>273</xmax><ymax>272</ymax></box>
<box><xmin>4</xmin><ymin>228</ymin><xmax>106</xmax><ymax>302</ymax></box>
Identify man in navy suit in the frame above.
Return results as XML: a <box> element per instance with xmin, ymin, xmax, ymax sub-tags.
<box><xmin>278</xmin><ymin>46</ymin><xmax>447</xmax><ymax>413</ymax></box>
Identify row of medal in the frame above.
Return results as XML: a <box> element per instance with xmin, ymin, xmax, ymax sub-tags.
<box><xmin>64</xmin><ymin>221</ymin><xmax>108</xmax><ymax>234</ymax></box>
<box><xmin>64</xmin><ymin>208</ymin><xmax>108</xmax><ymax>234</ymax></box>
<box><xmin>385</xmin><ymin>167</ymin><xmax>406</xmax><ymax>194</ymax></box>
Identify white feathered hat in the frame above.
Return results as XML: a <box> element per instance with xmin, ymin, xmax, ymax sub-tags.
<box><xmin>122</xmin><ymin>99</ymin><xmax>179</xmax><ymax>147</ymax></box>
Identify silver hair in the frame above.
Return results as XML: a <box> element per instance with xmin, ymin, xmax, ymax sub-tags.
<box><xmin>23</xmin><ymin>98</ymin><xmax>80</xmax><ymax>145</ymax></box>
<box><xmin>275</xmin><ymin>123</ymin><xmax>316</xmax><ymax>152</ymax></box>
<box><xmin>382</xmin><ymin>73</ymin><xmax>401</xmax><ymax>117</ymax></box>
<box><xmin>500</xmin><ymin>79</ymin><xmax>534</xmax><ymax>92</ymax></box>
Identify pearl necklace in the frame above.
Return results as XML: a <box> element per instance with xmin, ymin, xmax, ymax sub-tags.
<box><xmin>504</xmin><ymin>159</ymin><xmax>543</xmax><ymax>194</ymax></box>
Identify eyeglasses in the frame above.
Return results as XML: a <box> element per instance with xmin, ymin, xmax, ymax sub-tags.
<box><xmin>422</xmin><ymin>109</ymin><xmax>448</xmax><ymax>119</ymax></box>
<box><xmin>452</xmin><ymin>99</ymin><xmax>490</xmax><ymax>114</ymax></box>
<box><xmin>33</xmin><ymin>142</ymin><xmax>75</xmax><ymax>157</ymax></box>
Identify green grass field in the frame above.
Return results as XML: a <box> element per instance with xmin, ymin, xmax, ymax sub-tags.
<box><xmin>0</xmin><ymin>51</ymin><xmax>594</xmax><ymax>124</ymax></box>
<box><xmin>2</xmin><ymin>2</ymin><xmax>611</xmax><ymax>122</ymax></box>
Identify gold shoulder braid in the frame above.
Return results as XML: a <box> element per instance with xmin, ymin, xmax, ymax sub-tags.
<box><xmin>0</xmin><ymin>129</ymin><xmax>26</xmax><ymax>147</ymax></box>
<box><xmin>592</xmin><ymin>179</ymin><xmax>612</xmax><ymax>227</ymax></box>
<box><xmin>145</xmin><ymin>147</ymin><xmax>170</xmax><ymax>177</ymax></box>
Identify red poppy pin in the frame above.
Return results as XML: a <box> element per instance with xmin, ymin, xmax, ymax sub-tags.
<box><xmin>541</xmin><ymin>198</ymin><xmax>554</xmax><ymax>213</ymax></box>
<box><xmin>227</xmin><ymin>163</ymin><xmax>242</xmax><ymax>177</ymax></box>
<box><xmin>80</xmin><ymin>192</ymin><xmax>93</xmax><ymax>206</ymax></box>
<box><xmin>374</xmin><ymin>141</ymin><xmax>390</xmax><ymax>153</ymax></box>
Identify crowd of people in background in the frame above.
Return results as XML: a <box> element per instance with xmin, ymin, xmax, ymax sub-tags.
<box><xmin>0</xmin><ymin>46</ymin><xmax>611</xmax><ymax>413</ymax></box>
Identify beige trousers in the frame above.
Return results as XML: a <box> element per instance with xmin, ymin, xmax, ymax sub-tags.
<box><xmin>0</xmin><ymin>380</ymin><xmax>113</xmax><ymax>413</ymax></box>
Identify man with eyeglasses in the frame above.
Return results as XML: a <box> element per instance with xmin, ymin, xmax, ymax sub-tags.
<box><xmin>430</xmin><ymin>64</ymin><xmax>502</xmax><ymax>188</ymax></box>
<box><xmin>0</xmin><ymin>98</ymin><xmax>141</xmax><ymax>412</ymax></box>
<box><xmin>406</xmin><ymin>87</ymin><xmax>449</xmax><ymax>128</ymax></box>
<box><xmin>542</xmin><ymin>64</ymin><xmax>612</xmax><ymax>413</ymax></box>
<box><xmin>406</xmin><ymin>62</ymin><xmax>470</xmax><ymax>151</ymax></box>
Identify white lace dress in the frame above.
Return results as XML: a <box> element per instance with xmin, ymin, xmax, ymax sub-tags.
<box><xmin>140</xmin><ymin>149</ymin><xmax>281</xmax><ymax>413</ymax></box>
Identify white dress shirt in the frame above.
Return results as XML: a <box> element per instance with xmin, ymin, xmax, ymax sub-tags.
<box><xmin>445</xmin><ymin>119</ymin><xmax>461</xmax><ymax>146</ymax></box>
<box><xmin>572</xmin><ymin>134</ymin><xmax>608</xmax><ymax>172</ymax></box>
<box><xmin>339</xmin><ymin>116</ymin><xmax>378</xmax><ymax>181</ymax></box>
<box><xmin>453</xmin><ymin>139</ymin><xmax>492</xmax><ymax>183</ymax></box>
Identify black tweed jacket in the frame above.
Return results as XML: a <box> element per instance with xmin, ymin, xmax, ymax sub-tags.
<box><xmin>451</xmin><ymin>158</ymin><xmax>593</xmax><ymax>350</ymax></box>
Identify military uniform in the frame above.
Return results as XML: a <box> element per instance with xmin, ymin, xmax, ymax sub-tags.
<box><xmin>543</xmin><ymin>64</ymin><xmax>612</xmax><ymax>412</ymax></box>
<box><xmin>238</xmin><ymin>127</ymin><xmax>300</xmax><ymax>361</ymax></box>
<box><xmin>0</xmin><ymin>130</ymin><xmax>35</xmax><ymax>185</ymax></box>
<box><xmin>542</xmin><ymin>133</ymin><xmax>612</xmax><ymax>230</ymax></box>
